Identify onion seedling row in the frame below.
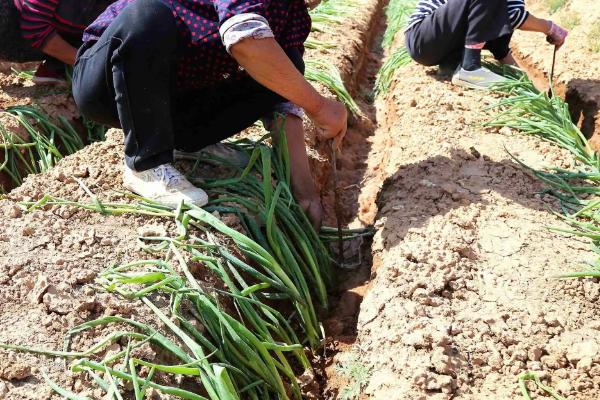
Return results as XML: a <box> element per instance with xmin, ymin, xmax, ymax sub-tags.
<box><xmin>0</xmin><ymin>126</ymin><xmax>341</xmax><ymax>399</ymax></box>
<box><xmin>488</xmin><ymin>66</ymin><xmax>600</xmax><ymax>281</ymax></box>
<box><xmin>0</xmin><ymin>105</ymin><xmax>107</xmax><ymax>191</ymax></box>
<box><xmin>382</xmin><ymin>0</ymin><xmax>417</xmax><ymax>48</ymax></box>
<box><xmin>375</xmin><ymin>47</ymin><xmax>411</xmax><ymax>95</ymax></box>
<box><xmin>309</xmin><ymin>0</ymin><xmax>357</xmax><ymax>33</ymax></box>
<box><xmin>375</xmin><ymin>0</ymin><xmax>415</xmax><ymax>97</ymax></box>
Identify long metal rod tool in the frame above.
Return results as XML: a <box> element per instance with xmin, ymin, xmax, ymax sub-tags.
<box><xmin>548</xmin><ymin>45</ymin><xmax>558</xmax><ymax>98</ymax></box>
<box><xmin>331</xmin><ymin>142</ymin><xmax>344</xmax><ymax>265</ymax></box>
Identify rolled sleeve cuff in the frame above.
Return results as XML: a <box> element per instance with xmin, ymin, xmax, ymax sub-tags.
<box><xmin>219</xmin><ymin>13</ymin><xmax>274</xmax><ymax>53</ymax></box>
<box><xmin>262</xmin><ymin>102</ymin><xmax>305</xmax><ymax>129</ymax></box>
<box><xmin>274</xmin><ymin>102</ymin><xmax>304</xmax><ymax>119</ymax></box>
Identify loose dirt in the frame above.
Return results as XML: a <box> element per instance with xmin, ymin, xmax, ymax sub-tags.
<box><xmin>0</xmin><ymin>130</ymin><xmax>182</xmax><ymax>399</ymax></box>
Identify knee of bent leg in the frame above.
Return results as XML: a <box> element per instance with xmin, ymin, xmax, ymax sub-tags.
<box><xmin>405</xmin><ymin>45</ymin><xmax>436</xmax><ymax>67</ymax></box>
<box><xmin>72</xmin><ymin>63</ymin><xmax>119</xmax><ymax>127</ymax></box>
<box><xmin>403</xmin><ymin>27</ymin><xmax>444</xmax><ymax>67</ymax></box>
<box><xmin>119</xmin><ymin>0</ymin><xmax>178</xmax><ymax>50</ymax></box>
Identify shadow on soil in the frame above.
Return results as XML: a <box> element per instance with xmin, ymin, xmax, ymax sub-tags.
<box><xmin>374</xmin><ymin>147</ymin><xmax>553</xmax><ymax>250</ymax></box>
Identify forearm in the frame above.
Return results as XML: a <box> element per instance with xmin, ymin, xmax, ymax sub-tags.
<box><xmin>40</xmin><ymin>33</ymin><xmax>77</xmax><ymax>65</ymax></box>
<box><xmin>230</xmin><ymin>38</ymin><xmax>323</xmax><ymax>115</ymax></box>
<box><xmin>519</xmin><ymin>13</ymin><xmax>551</xmax><ymax>34</ymax></box>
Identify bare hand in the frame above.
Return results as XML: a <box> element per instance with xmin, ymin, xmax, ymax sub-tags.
<box><xmin>306</xmin><ymin>96</ymin><xmax>348</xmax><ymax>150</ymax></box>
<box><xmin>298</xmin><ymin>197</ymin><xmax>323</xmax><ymax>230</ymax></box>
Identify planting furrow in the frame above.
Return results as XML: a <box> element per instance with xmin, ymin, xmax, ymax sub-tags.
<box><xmin>324</xmin><ymin>2</ymin><xmax>600</xmax><ymax>400</ymax></box>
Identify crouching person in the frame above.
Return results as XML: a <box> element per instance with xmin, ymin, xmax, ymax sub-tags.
<box><xmin>72</xmin><ymin>0</ymin><xmax>347</xmax><ymax>227</ymax></box>
<box><xmin>0</xmin><ymin>0</ymin><xmax>112</xmax><ymax>84</ymax></box>
<box><xmin>404</xmin><ymin>0</ymin><xmax>568</xmax><ymax>90</ymax></box>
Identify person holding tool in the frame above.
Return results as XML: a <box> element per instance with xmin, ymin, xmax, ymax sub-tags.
<box><xmin>0</xmin><ymin>0</ymin><xmax>113</xmax><ymax>84</ymax></box>
<box><xmin>72</xmin><ymin>0</ymin><xmax>348</xmax><ymax>228</ymax></box>
<box><xmin>404</xmin><ymin>0</ymin><xmax>569</xmax><ymax>90</ymax></box>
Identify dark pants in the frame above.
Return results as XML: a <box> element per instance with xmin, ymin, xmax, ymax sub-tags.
<box><xmin>72</xmin><ymin>0</ymin><xmax>303</xmax><ymax>171</ymax></box>
<box><xmin>405</xmin><ymin>0</ymin><xmax>513</xmax><ymax>67</ymax></box>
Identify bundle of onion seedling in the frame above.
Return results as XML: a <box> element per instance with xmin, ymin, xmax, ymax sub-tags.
<box><xmin>1</xmin><ymin>128</ymin><xmax>332</xmax><ymax>398</ymax></box>
<box><xmin>487</xmin><ymin>66</ymin><xmax>600</xmax><ymax>279</ymax></box>
<box><xmin>309</xmin><ymin>0</ymin><xmax>356</xmax><ymax>33</ymax></box>
<box><xmin>382</xmin><ymin>0</ymin><xmax>417</xmax><ymax>48</ymax></box>
<box><xmin>306</xmin><ymin>0</ymin><xmax>359</xmax><ymax>50</ymax></box>
<box><xmin>0</xmin><ymin>105</ymin><xmax>106</xmax><ymax>190</ymax></box>
<box><xmin>305</xmin><ymin>59</ymin><xmax>361</xmax><ymax>116</ymax></box>
<box><xmin>375</xmin><ymin>47</ymin><xmax>411</xmax><ymax>95</ymax></box>
<box><xmin>486</xmin><ymin>70</ymin><xmax>599</xmax><ymax>169</ymax></box>
<box><xmin>374</xmin><ymin>0</ymin><xmax>415</xmax><ymax>97</ymax></box>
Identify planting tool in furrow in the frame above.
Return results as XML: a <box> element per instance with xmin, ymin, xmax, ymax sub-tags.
<box><xmin>331</xmin><ymin>141</ymin><xmax>345</xmax><ymax>265</ymax></box>
<box><xmin>548</xmin><ymin>45</ymin><xmax>558</xmax><ymax>98</ymax></box>
<box><xmin>328</xmin><ymin>143</ymin><xmax>369</xmax><ymax>269</ymax></box>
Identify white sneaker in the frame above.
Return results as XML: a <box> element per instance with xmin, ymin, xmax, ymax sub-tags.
<box><xmin>174</xmin><ymin>143</ymin><xmax>249</xmax><ymax>168</ymax></box>
<box><xmin>451</xmin><ymin>66</ymin><xmax>507</xmax><ymax>90</ymax></box>
<box><xmin>122</xmin><ymin>163</ymin><xmax>208</xmax><ymax>208</ymax></box>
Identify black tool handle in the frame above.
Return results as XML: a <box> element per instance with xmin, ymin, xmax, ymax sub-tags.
<box><xmin>331</xmin><ymin>142</ymin><xmax>344</xmax><ymax>265</ymax></box>
<box><xmin>548</xmin><ymin>45</ymin><xmax>558</xmax><ymax>98</ymax></box>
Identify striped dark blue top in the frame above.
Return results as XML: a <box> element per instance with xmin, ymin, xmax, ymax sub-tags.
<box><xmin>13</xmin><ymin>0</ymin><xmax>112</xmax><ymax>48</ymax></box>
<box><xmin>407</xmin><ymin>0</ymin><xmax>528</xmax><ymax>30</ymax></box>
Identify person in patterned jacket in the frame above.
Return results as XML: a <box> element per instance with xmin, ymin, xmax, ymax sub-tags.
<box><xmin>0</xmin><ymin>0</ymin><xmax>112</xmax><ymax>83</ymax></box>
<box><xmin>73</xmin><ymin>0</ymin><xmax>348</xmax><ymax>227</ymax></box>
<box><xmin>405</xmin><ymin>0</ymin><xmax>569</xmax><ymax>89</ymax></box>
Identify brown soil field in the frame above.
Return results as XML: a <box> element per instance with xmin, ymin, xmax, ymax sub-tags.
<box><xmin>0</xmin><ymin>0</ymin><xmax>380</xmax><ymax>398</ymax></box>
<box><xmin>350</xmin><ymin>59</ymin><xmax>600</xmax><ymax>400</ymax></box>
<box><xmin>1</xmin><ymin>0</ymin><xmax>600</xmax><ymax>399</ymax></box>
<box><xmin>322</xmin><ymin>1</ymin><xmax>600</xmax><ymax>399</ymax></box>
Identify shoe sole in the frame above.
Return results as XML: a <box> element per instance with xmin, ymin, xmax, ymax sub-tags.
<box><xmin>451</xmin><ymin>76</ymin><xmax>491</xmax><ymax>91</ymax></box>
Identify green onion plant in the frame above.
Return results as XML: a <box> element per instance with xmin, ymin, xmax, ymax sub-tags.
<box><xmin>1</xmin><ymin>125</ymin><xmax>332</xmax><ymax>399</ymax></box>
<box><xmin>304</xmin><ymin>37</ymin><xmax>336</xmax><ymax>50</ymax></box>
<box><xmin>0</xmin><ymin>105</ymin><xmax>107</xmax><ymax>191</ymax></box>
<box><xmin>375</xmin><ymin>47</ymin><xmax>411</xmax><ymax>95</ymax></box>
<box><xmin>11</xmin><ymin>68</ymin><xmax>35</xmax><ymax>80</ymax></box>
